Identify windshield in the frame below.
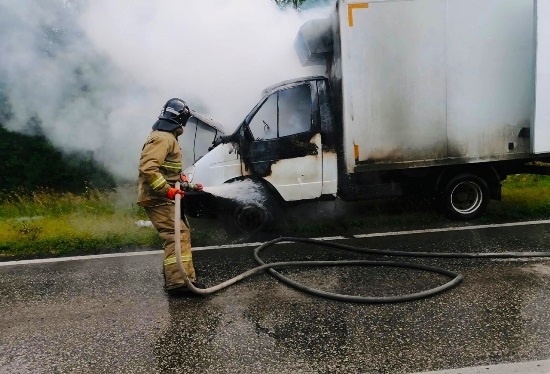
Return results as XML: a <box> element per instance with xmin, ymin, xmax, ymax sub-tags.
<box><xmin>180</xmin><ymin>117</ymin><xmax>219</xmax><ymax>169</ymax></box>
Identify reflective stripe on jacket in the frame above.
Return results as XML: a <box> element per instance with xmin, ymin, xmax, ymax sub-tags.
<box><xmin>137</xmin><ymin>130</ymin><xmax>183</xmax><ymax>206</ymax></box>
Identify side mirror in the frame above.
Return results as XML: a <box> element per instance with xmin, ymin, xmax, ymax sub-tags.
<box><xmin>212</xmin><ymin>135</ymin><xmax>228</xmax><ymax>148</ymax></box>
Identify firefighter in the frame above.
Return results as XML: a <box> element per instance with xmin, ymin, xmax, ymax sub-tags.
<box><xmin>137</xmin><ymin>98</ymin><xmax>205</xmax><ymax>295</ymax></box>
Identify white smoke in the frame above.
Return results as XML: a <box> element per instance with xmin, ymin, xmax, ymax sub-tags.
<box><xmin>0</xmin><ymin>0</ymin><xmax>329</xmax><ymax>181</ymax></box>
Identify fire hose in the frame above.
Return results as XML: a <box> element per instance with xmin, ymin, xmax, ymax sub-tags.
<box><xmin>174</xmin><ymin>183</ymin><xmax>550</xmax><ymax>303</ymax></box>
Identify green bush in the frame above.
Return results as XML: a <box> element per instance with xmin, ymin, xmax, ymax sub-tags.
<box><xmin>0</xmin><ymin>124</ymin><xmax>116</xmax><ymax>193</ymax></box>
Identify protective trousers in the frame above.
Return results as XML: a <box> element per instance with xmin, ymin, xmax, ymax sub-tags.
<box><xmin>144</xmin><ymin>203</ymin><xmax>196</xmax><ymax>289</ymax></box>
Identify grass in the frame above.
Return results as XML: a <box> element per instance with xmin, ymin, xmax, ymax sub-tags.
<box><xmin>1</xmin><ymin>175</ymin><xmax>550</xmax><ymax>261</ymax></box>
<box><xmin>0</xmin><ymin>187</ymin><xmax>161</xmax><ymax>260</ymax></box>
<box><xmin>483</xmin><ymin>174</ymin><xmax>550</xmax><ymax>221</ymax></box>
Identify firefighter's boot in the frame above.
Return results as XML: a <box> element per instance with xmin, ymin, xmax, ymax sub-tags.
<box><xmin>163</xmin><ymin>253</ymin><xmax>197</xmax><ymax>293</ymax></box>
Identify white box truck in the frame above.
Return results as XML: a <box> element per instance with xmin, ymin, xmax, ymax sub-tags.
<box><xmin>183</xmin><ymin>0</ymin><xmax>550</xmax><ymax>232</ymax></box>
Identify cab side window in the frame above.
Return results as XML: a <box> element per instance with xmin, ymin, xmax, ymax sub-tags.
<box><xmin>279</xmin><ymin>85</ymin><xmax>312</xmax><ymax>137</ymax></box>
<box><xmin>248</xmin><ymin>84</ymin><xmax>312</xmax><ymax>140</ymax></box>
<box><xmin>248</xmin><ymin>95</ymin><xmax>277</xmax><ymax>140</ymax></box>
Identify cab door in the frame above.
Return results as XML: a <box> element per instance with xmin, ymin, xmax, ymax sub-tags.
<box><xmin>241</xmin><ymin>81</ymin><xmax>323</xmax><ymax>201</ymax></box>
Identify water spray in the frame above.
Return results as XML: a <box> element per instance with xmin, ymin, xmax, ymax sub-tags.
<box><xmin>174</xmin><ymin>182</ymin><xmax>550</xmax><ymax>302</ymax></box>
<box><xmin>201</xmin><ymin>180</ymin><xmax>267</xmax><ymax>205</ymax></box>
<box><xmin>197</xmin><ymin>179</ymin><xmax>274</xmax><ymax>233</ymax></box>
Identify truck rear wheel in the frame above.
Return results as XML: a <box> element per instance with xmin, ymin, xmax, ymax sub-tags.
<box><xmin>439</xmin><ymin>173</ymin><xmax>489</xmax><ymax>220</ymax></box>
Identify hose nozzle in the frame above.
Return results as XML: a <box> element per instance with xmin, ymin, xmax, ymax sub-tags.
<box><xmin>181</xmin><ymin>182</ymin><xmax>201</xmax><ymax>192</ymax></box>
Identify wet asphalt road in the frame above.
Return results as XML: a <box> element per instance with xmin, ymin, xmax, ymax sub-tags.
<box><xmin>1</xmin><ymin>222</ymin><xmax>550</xmax><ymax>373</ymax></box>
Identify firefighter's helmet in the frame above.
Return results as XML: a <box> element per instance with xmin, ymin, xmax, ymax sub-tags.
<box><xmin>158</xmin><ymin>98</ymin><xmax>191</xmax><ymax>127</ymax></box>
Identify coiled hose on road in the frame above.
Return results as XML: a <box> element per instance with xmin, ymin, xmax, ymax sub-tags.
<box><xmin>174</xmin><ymin>187</ymin><xmax>550</xmax><ymax>303</ymax></box>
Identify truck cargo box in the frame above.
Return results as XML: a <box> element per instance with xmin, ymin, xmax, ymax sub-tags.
<box><xmin>535</xmin><ymin>0</ymin><xmax>550</xmax><ymax>154</ymax></box>
<box><xmin>334</xmin><ymin>0</ymin><xmax>543</xmax><ymax>173</ymax></box>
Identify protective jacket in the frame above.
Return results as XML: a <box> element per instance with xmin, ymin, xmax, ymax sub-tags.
<box><xmin>137</xmin><ymin>129</ymin><xmax>183</xmax><ymax>206</ymax></box>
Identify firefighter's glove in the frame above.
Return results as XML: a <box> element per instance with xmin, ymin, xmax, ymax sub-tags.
<box><xmin>180</xmin><ymin>174</ymin><xmax>188</xmax><ymax>183</ymax></box>
<box><xmin>166</xmin><ymin>188</ymin><xmax>185</xmax><ymax>200</ymax></box>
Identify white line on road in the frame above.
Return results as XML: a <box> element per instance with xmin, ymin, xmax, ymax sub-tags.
<box><xmin>353</xmin><ymin>219</ymin><xmax>550</xmax><ymax>238</ymax></box>
<box><xmin>1</xmin><ymin>219</ymin><xmax>550</xmax><ymax>267</ymax></box>
<box><xmin>412</xmin><ymin>358</ymin><xmax>550</xmax><ymax>374</ymax></box>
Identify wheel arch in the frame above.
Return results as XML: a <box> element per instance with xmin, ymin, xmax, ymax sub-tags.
<box><xmin>220</xmin><ymin>176</ymin><xmax>285</xmax><ymax>233</ymax></box>
<box><xmin>434</xmin><ymin>164</ymin><xmax>501</xmax><ymax>199</ymax></box>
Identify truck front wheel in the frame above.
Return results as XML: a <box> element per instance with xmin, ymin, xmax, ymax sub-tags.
<box><xmin>439</xmin><ymin>174</ymin><xmax>489</xmax><ymax>220</ymax></box>
<box><xmin>220</xmin><ymin>181</ymin><xmax>283</xmax><ymax>234</ymax></box>
<box><xmin>232</xmin><ymin>202</ymin><xmax>271</xmax><ymax>233</ymax></box>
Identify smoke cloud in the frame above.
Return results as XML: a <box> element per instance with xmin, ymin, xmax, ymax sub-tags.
<box><xmin>0</xmin><ymin>0</ymin><xmax>329</xmax><ymax>181</ymax></box>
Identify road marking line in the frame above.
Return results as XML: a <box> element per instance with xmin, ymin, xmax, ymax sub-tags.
<box><xmin>413</xmin><ymin>358</ymin><xmax>550</xmax><ymax>374</ymax></box>
<box><xmin>278</xmin><ymin>236</ymin><xmax>346</xmax><ymax>245</ymax></box>
<box><xmin>353</xmin><ymin>219</ymin><xmax>550</xmax><ymax>238</ymax></box>
<box><xmin>1</xmin><ymin>220</ymin><xmax>549</xmax><ymax>267</ymax></box>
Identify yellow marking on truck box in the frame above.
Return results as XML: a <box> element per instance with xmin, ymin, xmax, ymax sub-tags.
<box><xmin>348</xmin><ymin>3</ymin><xmax>368</xmax><ymax>27</ymax></box>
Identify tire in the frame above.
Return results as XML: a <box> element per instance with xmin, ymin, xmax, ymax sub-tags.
<box><xmin>232</xmin><ymin>202</ymin><xmax>271</xmax><ymax>233</ymax></box>
<box><xmin>220</xmin><ymin>181</ymin><xmax>283</xmax><ymax>234</ymax></box>
<box><xmin>439</xmin><ymin>173</ymin><xmax>489</xmax><ymax>220</ymax></box>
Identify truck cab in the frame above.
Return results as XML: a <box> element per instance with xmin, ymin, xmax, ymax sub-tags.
<box><xmin>183</xmin><ymin>77</ymin><xmax>338</xmax><ymax>231</ymax></box>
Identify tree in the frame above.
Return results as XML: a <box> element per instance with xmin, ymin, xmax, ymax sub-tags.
<box><xmin>0</xmin><ymin>124</ymin><xmax>116</xmax><ymax>193</ymax></box>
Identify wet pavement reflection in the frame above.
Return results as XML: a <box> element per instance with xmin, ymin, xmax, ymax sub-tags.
<box><xmin>1</xmin><ymin>222</ymin><xmax>549</xmax><ymax>373</ymax></box>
